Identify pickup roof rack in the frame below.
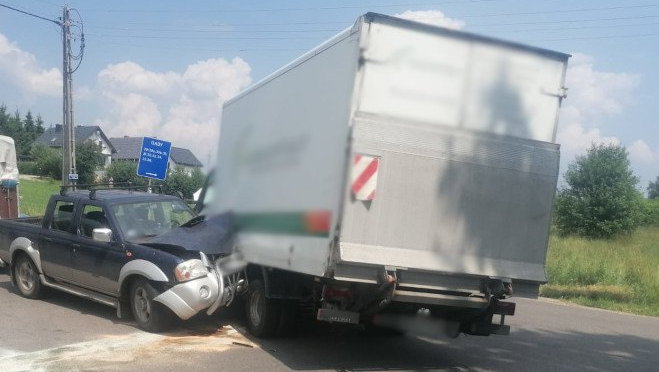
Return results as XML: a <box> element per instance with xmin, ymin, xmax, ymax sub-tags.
<box><xmin>59</xmin><ymin>183</ymin><xmax>164</xmax><ymax>199</ymax></box>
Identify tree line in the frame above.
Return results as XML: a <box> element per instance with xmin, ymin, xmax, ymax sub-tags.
<box><xmin>0</xmin><ymin>105</ymin><xmax>205</xmax><ymax>199</ymax></box>
<box><xmin>0</xmin><ymin>105</ymin><xmax>45</xmax><ymax>157</ymax></box>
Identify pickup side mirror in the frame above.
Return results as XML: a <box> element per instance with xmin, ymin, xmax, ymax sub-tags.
<box><xmin>92</xmin><ymin>227</ymin><xmax>113</xmax><ymax>242</ymax></box>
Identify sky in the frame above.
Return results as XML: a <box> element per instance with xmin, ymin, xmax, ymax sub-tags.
<box><xmin>0</xmin><ymin>0</ymin><xmax>657</xmax><ymax>192</ymax></box>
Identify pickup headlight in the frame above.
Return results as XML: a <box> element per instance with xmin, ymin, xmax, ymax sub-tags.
<box><xmin>174</xmin><ymin>259</ymin><xmax>209</xmax><ymax>282</ymax></box>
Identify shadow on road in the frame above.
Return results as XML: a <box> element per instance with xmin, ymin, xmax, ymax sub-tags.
<box><xmin>2</xmin><ymin>266</ymin><xmax>657</xmax><ymax>371</ymax></box>
<box><xmin>238</xmin><ymin>319</ymin><xmax>659</xmax><ymax>372</ymax></box>
<box><xmin>0</xmin><ymin>267</ymin><xmax>130</xmax><ymax>326</ymax></box>
<box><xmin>0</xmin><ymin>267</ymin><xmax>239</xmax><ymax>333</ymax></box>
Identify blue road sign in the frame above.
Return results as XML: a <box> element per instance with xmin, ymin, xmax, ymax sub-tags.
<box><xmin>137</xmin><ymin>137</ymin><xmax>172</xmax><ymax>181</ymax></box>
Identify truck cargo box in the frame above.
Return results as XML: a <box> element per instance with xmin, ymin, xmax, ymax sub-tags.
<box><xmin>212</xmin><ymin>13</ymin><xmax>568</xmax><ymax>298</ymax></box>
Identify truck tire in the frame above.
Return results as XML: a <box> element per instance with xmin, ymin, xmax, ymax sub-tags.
<box><xmin>245</xmin><ymin>279</ymin><xmax>281</xmax><ymax>338</ymax></box>
<box><xmin>130</xmin><ymin>278</ymin><xmax>172</xmax><ymax>333</ymax></box>
<box><xmin>13</xmin><ymin>254</ymin><xmax>44</xmax><ymax>299</ymax></box>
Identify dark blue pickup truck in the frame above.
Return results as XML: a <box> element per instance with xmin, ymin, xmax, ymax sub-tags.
<box><xmin>0</xmin><ymin>188</ymin><xmax>239</xmax><ymax>332</ymax></box>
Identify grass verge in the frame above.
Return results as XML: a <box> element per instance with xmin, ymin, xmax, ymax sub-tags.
<box><xmin>18</xmin><ymin>176</ymin><xmax>60</xmax><ymax>217</ymax></box>
<box><xmin>541</xmin><ymin>226</ymin><xmax>659</xmax><ymax>317</ymax></box>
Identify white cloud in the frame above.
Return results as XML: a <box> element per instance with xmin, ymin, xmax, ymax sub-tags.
<box><xmin>556</xmin><ymin>53</ymin><xmax>659</xmax><ymax>186</ymax></box>
<box><xmin>563</xmin><ymin>54</ymin><xmax>639</xmax><ymax>117</ymax></box>
<box><xmin>557</xmin><ymin>54</ymin><xmax>639</xmax><ymax>161</ymax></box>
<box><xmin>394</xmin><ymin>10</ymin><xmax>465</xmax><ymax>30</ymax></box>
<box><xmin>0</xmin><ymin>32</ymin><xmax>61</xmax><ymax>96</ymax></box>
<box><xmin>96</xmin><ymin>57</ymin><xmax>252</xmax><ymax>166</ymax></box>
<box><xmin>98</xmin><ymin>61</ymin><xmax>180</xmax><ymax>97</ymax></box>
<box><xmin>629</xmin><ymin>140</ymin><xmax>658</xmax><ymax>165</ymax></box>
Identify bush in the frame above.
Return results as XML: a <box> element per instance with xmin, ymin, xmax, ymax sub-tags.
<box><xmin>640</xmin><ymin>199</ymin><xmax>659</xmax><ymax>226</ymax></box>
<box><xmin>17</xmin><ymin>161</ymin><xmax>38</xmax><ymax>175</ymax></box>
<box><xmin>30</xmin><ymin>144</ymin><xmax>62</xmax><ymax>180</ymax></box>
<box><xmin>103</xmin><ymin>160</ymin><xmax>147</xmax><ymax>186</ymax></box>
<box><xmin>75</xmin><ymin>142</ymin><xmax>105</xmax><ymax>184</ymax></box>
<box><xmin>554</xmin><ymin>144</ymin><xmax>645</xmax><ymax>239</ymax></box>
<box><xmin>649</xmin><ymin>176</ymin><xmax>659</xmax><ymax>199</ymax></box>
<box><xmin>161</xmin><ymin>167</ymin><xmax>204</xmax><ymax>199</ymax></box>
<box><xmin>104</xmin><ymin>161</ymin><xmax>205</xmax><ymax>199</ymax></box>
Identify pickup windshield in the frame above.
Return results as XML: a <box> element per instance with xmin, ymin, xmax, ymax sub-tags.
<box><xmin>111</xmin><ymin>199</ymin><xmax>195</xmax><ymax>241</ymax></box>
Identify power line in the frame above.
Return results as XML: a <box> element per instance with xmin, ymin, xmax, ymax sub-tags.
<box><xmin>458</xmin><ymin>3</ymin><xmax>659</xmax><ymax>18</ymax></box>
<box><xmin>99</xmin><ymin>41</ymin><xmax>307</xmax><ymax>53</ymax></box>
<box><xmin>85</xmin><ymin>33</ymin><xmax>322</xmax><ymax>41</ymax></box>
<box><xmin>90</xmin><ymin>26</ymin><xmax>341</xmax><ymax>34</ymax></box>
<box><xmin>90</xmin><ymin>0</ymin><xmax>499</xmax><ymax>14</ymax></box>
<box><xmin>529</xmin><ymin>32</ymin><xmax>659</xmax><ymax>42</ymax></box>
<box><xmin>0</xmin><ymin>2</ymin><xmax>60</xmax><ymax>25</ymax></box>
<box><xmin>504</xmin><ymin>21</ymin><xmax>659</xmax><ymax>34</ymax></box>
<box><xmin>84</xmin><ymin>2</ymin><xmax>659</xmax><ymax>16</ymax></box>
<box><xmin>91</xmin><ymin>12</ymin><xmax>659</xmax><ymax>31</ymax></box>
<box><xmin>472</xmin><ymin>14</ymin><xmax>659</xmax><ymax>27</ymax></box>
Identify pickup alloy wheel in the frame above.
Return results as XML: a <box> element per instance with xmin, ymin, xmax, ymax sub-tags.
<box><xmin>130</xmin><ymin>278</ymin><xmax>171</xmax><ymax>332</ymax></box>
<box><xmin>14</xmin><ymin>254</ymin><xmax>43</xmax><ymax>299</ymax></box>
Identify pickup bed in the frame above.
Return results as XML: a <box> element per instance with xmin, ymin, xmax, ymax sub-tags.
<box><xmin>0</xmin><ymin>189</ymin><xmax>237</xmax><ymax>332</ymax></box>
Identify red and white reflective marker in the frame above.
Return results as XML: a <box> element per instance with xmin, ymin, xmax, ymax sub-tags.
<box><xmin>351</xmin><ymin>154</ymin><xmax>379</xmax><ymax>201</ymax></box>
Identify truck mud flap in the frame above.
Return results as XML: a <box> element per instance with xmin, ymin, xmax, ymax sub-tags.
<box><xmin>465</xmin><ymin>300</ymin><xmax>515</xmax><ymax>336</ymax></box>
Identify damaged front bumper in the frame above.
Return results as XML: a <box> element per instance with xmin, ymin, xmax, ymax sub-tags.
<box><xmin>154</xmin><ymin>273</ymin><xmax>220</xmax><ymax>320</ymax></box>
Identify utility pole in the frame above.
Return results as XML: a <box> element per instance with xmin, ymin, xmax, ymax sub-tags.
<box><xmin>0</xmin><ymin>3</ymin><xmax>84</xmax><ymax>185</ymax></box>
<box><xmin>61</xmin><ymin>6</ymin><xmax>76</xmax><ymax>187</ymax></box>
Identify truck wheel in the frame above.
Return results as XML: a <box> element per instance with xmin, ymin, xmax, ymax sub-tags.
<box><xmin>13</xmin><ymin>254</ymin><xmax>43</xmax><ymax>299</ymax></box>
<box><xmin>245</xmin><ymin>279</ymin><xmax>281</xmax><ymax>338</ymax></box>
<box><xmin>130</xmin><ymin>278</ymin><xmax>172</xmax><ymax>332</ymax></box>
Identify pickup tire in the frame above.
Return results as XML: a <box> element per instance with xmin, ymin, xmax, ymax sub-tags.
<box><xmin>130</xmin><ymin>278</ymin><xmax>172</xmax><ymax>332</ymax></box>
<box><xmin>245</xmin><ymin>279</ymin><xmax>281</xmax><ymax>338</ymax></box>
<box><xmin>13</xmin><ymin>254</ymin><xmax>44</xmax><ymax>299</ymax></box>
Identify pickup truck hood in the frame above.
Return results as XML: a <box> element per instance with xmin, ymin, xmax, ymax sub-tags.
<box><xmin>141</xmin><ymin>213</ymin><xmax>234</xmax><ymax>255</ymax></box>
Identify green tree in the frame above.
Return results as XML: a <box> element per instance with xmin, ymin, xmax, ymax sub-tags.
<box><xmin>103</xmin><ymin>160</ymin><xmax>147</xmax><ymax>186</ymax></box>
<box><xmin>162</xmin><ymin>167</ymin><xmax>204</xmax><ymax>199</ymax></box>
<box><xmin>30</xmin><ymin>143</ymin><xmax>62</xmax><ymax>180</ymax></box>
<box><xmin>75</xmin><ymin>142</ymin><xmax>105</xmax><ymax>184</ymax></box>
<box><xmin>555</xmin><ymin>144</ymin><xmax>645</xmax><ymax>238</ymax></box>
<box><xmin>648</xmin><ymin>176</ymin><xmax>659</xmax><ymax>199</ymax></box>
<box><xmin>0</xmin><ymin>106</ymin><xmax>47</xmax><ymax>157</ymax></box>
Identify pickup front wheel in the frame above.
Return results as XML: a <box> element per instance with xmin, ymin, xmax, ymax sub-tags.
<box><xmin>14</xmin><ymin>254</ymin><xmax>43</xmax><ymax>299</ymax></box>
<box><xmin>130</xmin><ymin>278</ymin><xmax>172</xmax><ymax>332</ymax></box>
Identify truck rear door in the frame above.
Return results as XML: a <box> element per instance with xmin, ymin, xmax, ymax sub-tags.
<box><xmin>338</xmin><ymin>17</ymin><xmax>567</xmax><ymax>285</ymax></box>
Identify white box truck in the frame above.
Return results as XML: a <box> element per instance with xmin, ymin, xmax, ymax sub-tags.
<box><xmin>205</xmin><ymin>13</ymin><xmax>569</xmax><ymax>337</ymax></box>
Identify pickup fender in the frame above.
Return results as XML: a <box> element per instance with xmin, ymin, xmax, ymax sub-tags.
<box><xmin>9</xmin><ymin>237</ymin><xmax>43</xmax><ymax>273</ymax></box>
<box><xmin>118</xmin><ymin>259</ymin><xmax>169</xmax><ymax>291</ymax></box>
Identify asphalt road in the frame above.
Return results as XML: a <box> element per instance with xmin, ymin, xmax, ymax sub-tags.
<box><xmin>1</xmin><ymin>266</ymin><xmax>658</xmax><ymax>372</ymax></box>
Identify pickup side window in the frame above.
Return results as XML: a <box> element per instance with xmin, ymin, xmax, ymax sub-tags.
<box><xmin>51</xmin><ymin>201</ymin><xmax>75</xmax><ymax>233</ymax></box>
<box><xmin>80</xmin><ymin>204</ymin><xmax>111</xmax><ymax>239</ymax></box>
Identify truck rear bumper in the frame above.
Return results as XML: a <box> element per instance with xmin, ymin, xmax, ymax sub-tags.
<box><xmin>392</xmin><ymin>289</ymin><xmax>488</xmax><ymax>309</ymax></box>
<box><xmin>154</xmin><ymin>273</ymin><xmax>219</xmax><ymax>320</ymax></box>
